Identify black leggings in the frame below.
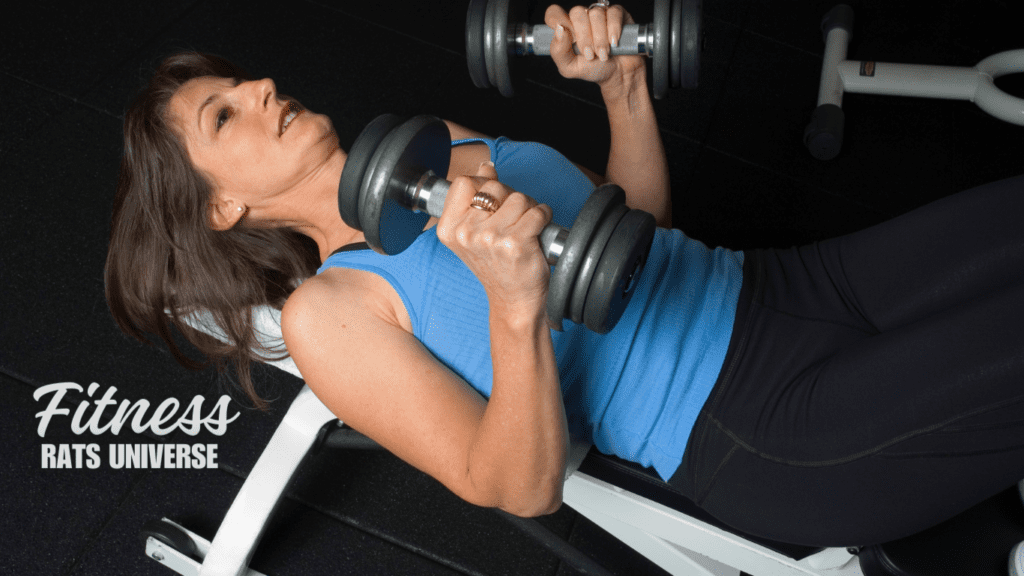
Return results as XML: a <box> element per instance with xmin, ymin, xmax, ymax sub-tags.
<box><xmin>668</xmin><ymin>174</ymin><xmax>1024</xmax><ymax>547</ymax></box>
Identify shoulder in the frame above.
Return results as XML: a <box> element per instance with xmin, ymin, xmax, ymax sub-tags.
<box><xmin>282</xmin><ymin>267</ymin><xmax>410</xmax><ymax>351</ymax></box>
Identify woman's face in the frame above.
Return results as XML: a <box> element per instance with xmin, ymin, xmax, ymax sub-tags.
<box><xmin>168</xmin><ymin>76</ymin><xmax>339</xmax><ymax>217</ymax></box>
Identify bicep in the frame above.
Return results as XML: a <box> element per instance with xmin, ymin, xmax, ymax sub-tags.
<box><xmin>574</xmin><ymin>162</ymin><xmax>606</xmax><ymax>187</ymax></box>
<box><xmin>282</xmin><ymin>277</ymin><xmax>494</xmax><ymax>506</ymax></box>
<box><xmin>444</xmin><ymin>120</ymin><xmax>489</xmax><ymax>141</ymax></box>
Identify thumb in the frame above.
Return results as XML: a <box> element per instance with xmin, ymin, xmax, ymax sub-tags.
<box><xmin>476</xmin><ymin>160</ymin><xmax>498</xmax><ymax>180</ymax></box>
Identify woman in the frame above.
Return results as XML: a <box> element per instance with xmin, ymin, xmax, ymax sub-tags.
<box><xmin>106</xmin><ymin>4</ymin><xmax>1024</xmax><ymax>548</ymax></box>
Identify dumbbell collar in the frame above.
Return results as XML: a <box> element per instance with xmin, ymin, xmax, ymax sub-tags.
<box><xmin>411</xmin><ymin>170</ymin><xmax>450</xmax><ymax>220</ymax></box>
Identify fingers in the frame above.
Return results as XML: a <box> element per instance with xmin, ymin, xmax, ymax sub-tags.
<box><xmin>439</xmin><ymin>163</ymin><xmax>537</xmax><ymax>227</ymax></box>
<box><xmin>569</xmin><ymin>6</ymin><xmax>598</xmax><ymax>61</ymax></box>
<box><xmin>544</xmin><ymin>5</ymin><xmax>575</xmax><ymax>69</ymax></box>
<box><xmin>480</xmin><ymin>185</ymin><xmax>551</xmax><ymax>237</ymax></box>
<box><xmin>586</xmin><ymin>5</ymin><xmax>632</xmax><ymax>60</ymax></box>
<box><xmin>606</xmin><ymin>5</ymin><xmax>629</xmax><ymax>47</ymax></box>
<box><xmin>437</xmin><ymin>164</ymin><xmax>551</xmax><ymax>250</ymax></box>
<box><xmin>548</xmin><ymin>4</ymin><xmax>631</xmax><ymax>62</ymax></box>
<box><xmin>436</xmin><ymin>165</ymin><xmax>553</xmax><ymax>305</ymax></box>
<box><xmin>589</xmin><ymin>7</ymin><xmax>613</xmax><ymax>61</ymax></box>
<box><xmin>441</xmin><ymin>164</ymin><xmax>502</xmax><ymax>227</ymax></box>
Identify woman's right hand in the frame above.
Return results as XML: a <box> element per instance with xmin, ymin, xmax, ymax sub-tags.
<box><xmin>436</xmin><ymin>162</ymin><xmax>554</xmax><ymax>322</ymax></box>
<box><xmin>544</xmin><ymin>3</ymin><xmax>645</xmax><ymax>95</ymax></box>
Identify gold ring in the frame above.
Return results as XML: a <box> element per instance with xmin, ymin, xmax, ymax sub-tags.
<box><xmin>470</xmin><ymin>191</ymin><xmax>502</xmax><ymax>213</ymax></box>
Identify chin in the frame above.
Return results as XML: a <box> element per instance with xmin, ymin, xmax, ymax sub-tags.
<box><xmin>309</xmin><ymin>113</ymin><xmax>338</xmax><ymax>144</ymax></box>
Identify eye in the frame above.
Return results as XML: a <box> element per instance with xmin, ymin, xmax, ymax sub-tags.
<box><xmin>216</xmin><ymin>107</ymin><xmax>232</xmax><ymax>131</ymax></box>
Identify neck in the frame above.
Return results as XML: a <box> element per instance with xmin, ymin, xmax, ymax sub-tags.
<box><xmin>307</xmin><ymin>149</ymin><xmax>364</xmax><ymax>262</ymax></box>
<box><xmin>261</xmin><ymin>147</ymin><xmax>364</xmax><ymax>263</ymax></box>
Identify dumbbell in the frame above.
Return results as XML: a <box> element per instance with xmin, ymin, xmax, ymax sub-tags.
<box><xmin>338</xmin><ymin>113</ymin><xmax>656</xmax><ymax>334</ymax></box>
<box><xmin>466</xmin><ymin>0</ymin><xmax>703</xmax><ymax>99</ymax></box>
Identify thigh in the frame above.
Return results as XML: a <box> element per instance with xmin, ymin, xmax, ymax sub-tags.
<box><xmin>697</xmin><ymin>399</ymin><xmax>1024</xmax><ymax>547</ymax></box>
<box><xmin>692</xmin><ymin>279</ymin><xmax>1024</xmax><ymax>547</ymax></box>
<box><xmin>676</xmin><ymin>177</ymin><xmax>1024</xmax><ymax>545</ymax></box>
<box><xmin>821</xmin><ymin>174</ymin><xmax>1024</xmax><ymax>332</ymax></box>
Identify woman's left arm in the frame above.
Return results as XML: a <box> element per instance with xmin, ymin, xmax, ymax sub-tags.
<box><xmin>545</xmin><ymin>4</ymin><xmax>671</xmax><ymax>228</ymax></box>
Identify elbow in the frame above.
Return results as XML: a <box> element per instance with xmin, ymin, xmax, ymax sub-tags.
<box><xmin>464</xmin><ymin>476</ymin><xmax>563</xmax><ymax>517</ymax></box>
<box><xmin>502</xmin><ymin>498</ymin><xmax>563</xmax><ymax>518</ymax></box>
<box><xmin>463</xmin><ymin>444</ymin><xmax>569</xmax><ymax>516</ymax></box>
<box><xmin>531</xmin><ymin>494</ymin><xmax>564</xmax><ymax>517</ymax></box>
<box><xmin>497</xmin><ymin>483</ymin><xmax>564</xmax><ymax>518</ymax></box>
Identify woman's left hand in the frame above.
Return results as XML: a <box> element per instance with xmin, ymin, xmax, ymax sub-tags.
<box><xmin>544</xmin><ymin>3</ymin><xmax>645</xmax><ymax>90</ymax></box>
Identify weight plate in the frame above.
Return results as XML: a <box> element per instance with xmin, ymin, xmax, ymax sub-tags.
<box><xmin>466</xmin><ymin>0</ymin><xmax>491</xmax><ymax>88</ymax></box>
<box><xmin>670</xmin><ymin>0</ymin><xmax>682</xmax><ymax>88</ymax></box>
<box><xmin>360</xmin><ymin>115</ymin><xmax>450</xmax><ymax>255</ymax></box>
<box><xmin>652</xmin><ymin>0</ymin><xmax>671</xmax><ymax>99</ymax></box>
<box><xmin>678</xmin><ymin>0</ymin><xmax>702</xmax><ymax>89</ymax></box>
<box><xmin>483</xmin><ymin>0</ymin><xmax>498</xmax><ymax>88</ymax></box>
<box><xmin>584</xmin><ymin>209</ymin><xmax>656</xmax><ymax>334</ymax></box>
<box><xmin>488</xmin><ymin>0</ymin><xmax>515</xmax><ymax>97</ymax></box>
<box><xmin>339</xmin><ymin>113</ymin><xmax>403</xmax><ymax>230</ymax></box>
<box><xmin>547</xmin><ymin>184</ymin><xmax>625</xmax><ymax>331</ymax></box>
<box><xmin>569</xmin><ymin>203</ymin><xmax>628</xmax><ymax>325</ymax></box>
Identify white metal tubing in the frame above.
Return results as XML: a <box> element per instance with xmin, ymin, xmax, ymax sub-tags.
<box><xmin>836</xmin><ymin>49</ymin><xmax>1024</xmax><ymax>126</ymax></box>
<box><xmin>198</xmin><ymin>386</ymin><xmax>337</xmax><ymax>576</ymax></box>
<box><xmin>839</xmin><ymin>61</ymin><xmax>981</xmax><ymax>100</ymax></box>
<box><xmin>563</xmin><ymin>471</ymin><xmax>863</xmax><ymax>576</ymax></box>
<box><xmin>576</xmin><ymin>506</ymin><xmax>736</xmax><ymax>576</ymax></box>
<box><xmin>975</xmin><ymin>49</ymin><xmax>1024</xmax><ymax>125</ymax></box>
<box><xmin>816</xmin><ymin>26</ymin><xmax>850</xmax><ymax>107</ymax></box>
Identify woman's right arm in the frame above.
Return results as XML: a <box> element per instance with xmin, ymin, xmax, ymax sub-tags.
<box><xmin>545</xmin><ymin>4</ymin><xmax>672</xmax><ymax>227</ymax></box>
<box><xmin>281</xmin><ymin>166</ymin><xmax>568</xmax><ymax>517</ymax></box>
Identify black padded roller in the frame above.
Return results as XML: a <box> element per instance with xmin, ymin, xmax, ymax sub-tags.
<box><xmin>804</xmin><ymin>104</ymin><xmax>845</xmax><ymax>161</ymax></box>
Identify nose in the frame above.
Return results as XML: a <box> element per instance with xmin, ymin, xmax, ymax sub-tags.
<box><xmin>240</xmin><ymin>77</ymin><xmax>277</xmax><ymax>110</ymax></box>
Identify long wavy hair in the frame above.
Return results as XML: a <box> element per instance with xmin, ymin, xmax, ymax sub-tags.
<box><xmin>105</xmin><ymin>52</ymin><xmax>320</xmax><ymax>409</ymax></box>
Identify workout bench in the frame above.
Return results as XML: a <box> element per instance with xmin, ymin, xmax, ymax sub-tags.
<box><xmin>141</xmin><ymin>306</ymin><xmax>1024</xmax><ymax>576</ymax></box>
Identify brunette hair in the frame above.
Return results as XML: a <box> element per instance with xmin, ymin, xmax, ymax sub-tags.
<box><xmin>105</xmin><ymin>51</ymin><xmax>320</xmax><ymax>409</ymax></box>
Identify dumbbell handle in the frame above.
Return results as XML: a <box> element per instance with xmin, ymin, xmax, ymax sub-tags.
<box><xmin>411</xmin><ymin>171</ymin><xmax>570</xmax><ymax>265</ymax></box>
<box><xmin>514</xmin><ymin>23</ymin><xmax>654</xmax><ymax>57</ymax></box>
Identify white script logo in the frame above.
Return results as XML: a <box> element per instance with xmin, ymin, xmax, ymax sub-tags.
<box><xmin>34</xmin><ymin>382</ymin><xmax>239</xmax><ymax>438</ymax></box>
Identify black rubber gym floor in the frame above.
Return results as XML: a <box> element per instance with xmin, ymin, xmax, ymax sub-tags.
<box><xmin>1</xmin><ymin>0</ymin><xmax>1020</xmax><ymax>574</ymax></box>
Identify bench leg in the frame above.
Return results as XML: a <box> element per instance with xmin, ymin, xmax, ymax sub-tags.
<box><xmin>159</xmin><ymin>386</ymin><xmax>337</xmax><ymax>576</ymax></box>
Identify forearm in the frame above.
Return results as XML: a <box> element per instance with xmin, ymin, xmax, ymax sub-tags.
<box><xmin>601</xmin><ymin>66</ymin><xmax>672</xmax><ymax>227</ymax></box>
<box><xmin>468</xmin><ymin>306</ymin><xmax>568</xmax><ymax>516</ymax></box>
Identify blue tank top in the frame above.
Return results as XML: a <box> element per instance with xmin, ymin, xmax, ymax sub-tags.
<box><xmin>318</xmin><ymin>137</ymin><xmax>744</xmax><ymax>480</ymax></box>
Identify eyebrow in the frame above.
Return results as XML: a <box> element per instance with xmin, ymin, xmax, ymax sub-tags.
<box><xmin>196</xmin><ymin>93</ymin><xmax>218</xmax><ymax>133</ymax></box>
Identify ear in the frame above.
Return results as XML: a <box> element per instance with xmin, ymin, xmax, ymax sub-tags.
<box><xmin>208</xmin><ymin>196</ymin><xmax>245</xmax><ymax>231</ymax></box>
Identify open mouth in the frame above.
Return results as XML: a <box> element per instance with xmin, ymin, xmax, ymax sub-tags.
<box><xmin>279</xmin><ymin>100</ymin><xmax>304</xmax><ymax>136</ymax></box>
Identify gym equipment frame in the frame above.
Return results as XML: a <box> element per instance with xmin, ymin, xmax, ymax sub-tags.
<box><xmin>805</xmin><ymin>4</ymin><xmax>1024</xmax><ymax>160</ymax></box>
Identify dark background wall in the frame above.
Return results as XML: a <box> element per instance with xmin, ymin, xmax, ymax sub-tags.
<box><xmin>1</xmin><ymin>0</ymin><xmax>1020</xmax><ymax>574</ymax></box>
